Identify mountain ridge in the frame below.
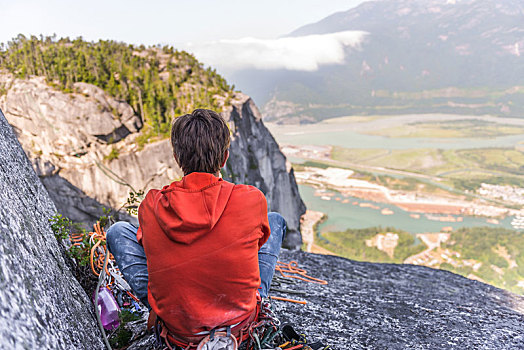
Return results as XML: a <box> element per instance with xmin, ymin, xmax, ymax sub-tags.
<box><xmin>244</xmin><ymin>0</ymin><xmax>524</xmax><ymax>122</ymax></box>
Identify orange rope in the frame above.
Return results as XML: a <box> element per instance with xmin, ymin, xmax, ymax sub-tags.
<box><xmin>70</xmin><ymin>221</ymin><xmax>113</xmax><ymax>278</ymax></box>
<box><xmin>126</xmin><ymin>291</ymin><xmax>140</xmax><ymax>303</ymax></box>
<box><xmin>275</xmin><ymin>261</ymin><xmax>328</xmax><ymax>285</ymax></box>
<box><xmin>68</xmin><ymin>221</ymin><xmax>141</xmax><ymax>306</ymax></box>
<box><xmin>89</xmin><ymin>222</ymin><xmax>114</xmax><ymax>277</ymax></box>
<box><xmin>270</xmin><ymin>296</ymin><xmax>307</xmax><ymax>305</ymax></box>
<box><xmin>90</xmin><ymin>239</ymin><xmax>103</xmax><ymax>276</ymax></box>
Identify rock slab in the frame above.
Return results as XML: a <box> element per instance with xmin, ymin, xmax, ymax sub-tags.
<box><xmin>0</xmin><ymin>110</ymin><xmax>104</xmax><ymax>349</ymax></box>
<box><xmin>274</xmin><ymin>250</ymin><xmax>524</xmax><ymax>349</ymax></box>
<box><xmin>127</xmin><ymin>249</ymin><xmax>524</xmax><ymax>349</ymax></box>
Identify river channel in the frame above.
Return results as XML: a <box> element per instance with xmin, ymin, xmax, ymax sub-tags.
<box><xmin>299</xmin><ymin>185</ymin><xmax>515</xmax><ymax>234</ymax></box>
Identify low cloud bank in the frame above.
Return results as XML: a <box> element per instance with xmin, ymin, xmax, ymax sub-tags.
<box><xmin>186</xmin><ymin>31</ymin><xmax>367</xmax><ymax>71</ymax></box>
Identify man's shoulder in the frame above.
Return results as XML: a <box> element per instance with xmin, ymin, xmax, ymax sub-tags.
<box><xmin>230</xmin><ymin>182</ymin><xmax>264</xmax><ymax>196</ymax></box>
<box><xmin>139</xmin><ymin>187</ymin><xmax>163</xmax><ymax>211</ymax></box>
<box><xmin>226</xmin><ymin>182</ymin><xmax>267</xmax><ymax>216</ymax></box>
<box><xmin>226</xmin><ymin>182</ymin><xmax>266</xmax><ymax>204</ymax></box>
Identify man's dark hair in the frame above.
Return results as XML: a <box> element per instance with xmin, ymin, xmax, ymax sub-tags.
<box><xmin>171</xmin><ymin>109</ymin><xmax>230</xmax><ymax>175</ymax></box>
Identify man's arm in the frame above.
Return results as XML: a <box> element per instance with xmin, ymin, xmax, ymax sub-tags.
<box><xmin>136</xmin><ymin>191</ymin><xmax>153</xmax><ymax>246</ymax></box>
<box><xmin>136</xmin><ymin>226</ymin><xmax>143</xmax><ymax>246</ymax></box>
<box><xmin>258</xmin><ymin>192</ymin><xmax>271</xmax><ymax>249</ymax></box>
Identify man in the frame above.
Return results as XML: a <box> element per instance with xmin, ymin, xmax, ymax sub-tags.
<box><xmin>106</xmin><ymin>109</ymin><xmax>286</xmax><ymax>347</ymax></box>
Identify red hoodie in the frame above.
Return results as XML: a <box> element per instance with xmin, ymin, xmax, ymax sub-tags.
<box><xmin>137</xmin><ymin>172</ymin><xmax>270</xmax><ymax>338</ymax></box>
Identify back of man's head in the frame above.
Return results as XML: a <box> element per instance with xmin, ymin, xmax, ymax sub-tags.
<box><xmin>171</xmin><ymin>109</ymin><xmax>230</xmax><ymax>175</ymax></box>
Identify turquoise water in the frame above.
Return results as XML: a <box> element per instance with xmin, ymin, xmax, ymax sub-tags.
<box><xmin>299</xmin><ymin>185</ymin><xmax>515</xmax><ymax>234</ymax></box>
<box><xmin>266</xmin><ymin>119</ymin><xmax>524</xmax><ymax>150</ymax></box>
<box><xmin>270</xmin><ymin>116</ymin><xmax>522</xmax><ymax>234</ymax></box>
<box><xmin>270</xmin><ymin>128</ymin><xmax>524</xmax><ymax>150</ymax></box>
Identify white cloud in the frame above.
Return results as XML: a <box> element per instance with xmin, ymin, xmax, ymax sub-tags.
<box><xmin>185</xmin><ymin>31</ymin><xmax>368</xmax><ymax>72</ymax></box>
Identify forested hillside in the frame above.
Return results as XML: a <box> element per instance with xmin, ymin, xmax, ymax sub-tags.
<box><xmin>0</xmin><ymin>35</ymin><xmax>234</xmax><ymax>140</ymax></box>
<box><xmin>318</xmin><ymin>225</ymin><xmax>524</xmax><ymax>294</ymax></box>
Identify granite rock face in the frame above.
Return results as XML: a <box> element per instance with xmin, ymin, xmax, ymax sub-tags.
<box><xmin>1</xmin><ymin>75</ymin><xmax>305</xmax><ymax>246</ymax></box>
<box><xmin>273</xmin><ymin>250</ymin><xmax>524</xmax><ymax>349</ymax></box>
<box><xmin>0</xmin><ymin>110</ymin><xmax>104</xmax><ymax>349</ymax></box>
<box><xmin>222</xmin><ymin>94</ymin><xmax>306</xmax><ymax>249</ymax></box>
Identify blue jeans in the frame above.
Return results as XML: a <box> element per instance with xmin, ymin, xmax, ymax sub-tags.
<box><xmin>106</xmin><ymin>212</ymin><xmax>286</xmax><ymax>309</ymax></box>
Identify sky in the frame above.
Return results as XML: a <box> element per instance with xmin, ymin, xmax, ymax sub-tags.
<box><xmin>0</xmin><ymin>0</ymin><xmax>366</xmax><ymax>73</ymax></box>
<box><xmin>0</xmin><ymin>0</ymin><xmax>365</xmax><ymax>46</ymax></box>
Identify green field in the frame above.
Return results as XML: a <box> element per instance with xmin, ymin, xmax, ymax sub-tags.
<box><xmin>330</xmin><ymin>146</ymin><xmax>524</xmax><ymax>192</ymax></box>
<box><xmin>317</xmin><ymin>226</ymin><xmax>426</xmax><ymax>264</ymax></box>
<box><xmin>365</xmin><ymin>119</ymin><xmax>524</xmax><ymax>139</ymax></box>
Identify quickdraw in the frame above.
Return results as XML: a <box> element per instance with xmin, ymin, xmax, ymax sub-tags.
<box><xmin>243</xmin><ymin>299</ymin><xmax>281</xmax><ymax>350</ymax></box>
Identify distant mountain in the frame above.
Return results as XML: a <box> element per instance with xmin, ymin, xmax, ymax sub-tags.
<box><xmin>233</xmin><ymin>0</ymin><xmax>524</xmax><ymax>123</ymax></box>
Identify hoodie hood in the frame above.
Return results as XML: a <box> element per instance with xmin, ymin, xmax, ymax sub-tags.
<box><xmin>154</xmin><ymin>172</ymin><xmax>234</xmax><ymax>244</ymax></box>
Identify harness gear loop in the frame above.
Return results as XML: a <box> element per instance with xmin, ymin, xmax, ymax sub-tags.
<box><xmin>196</xmin><ymin>327</ymin><xmax>238</xmax><ymax>350</ymax></box>
<box><xmin>153</xmin><ymin>298</ymin><xmax>282</xmax><ymax>350</ymax></box>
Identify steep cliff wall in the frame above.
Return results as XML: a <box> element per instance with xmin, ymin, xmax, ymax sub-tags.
<box><xmin>0</xmin><ymin>110</ymin><xmax>104</xmax><ymax>349</ymax></box>
<box><xmin>0</xmin><ymin>74</ymin><xmax>305</xmax><ymax>248</ymax></box>
<box><xmin>223</xmin><ymin>94</ymin><xmax>306</xmax><ymax>248</ymax></box>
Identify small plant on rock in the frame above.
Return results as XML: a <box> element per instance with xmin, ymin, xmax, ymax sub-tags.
<box><xmin>124</xmin><ymin>190</ymin><xmax>145</xmax><ymax>216</ymax></box>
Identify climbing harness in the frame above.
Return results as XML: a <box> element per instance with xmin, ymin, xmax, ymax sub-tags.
<box><xmin>196</xmin><ymin>328</ymin><xmax>239</xmax><ymax>350</ymax></box>
<box><xmin>153</xmin><ymin>297</ymin><xmax>264</xmax><ymax>350</ymax></box>
<box><xmin>154</xmin><ymin>260</ymin><xmax>331</xmax><ymax>350</ymax></box>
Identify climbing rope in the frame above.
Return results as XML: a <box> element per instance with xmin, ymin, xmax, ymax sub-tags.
<box><xmin>269</xmin><ymin>261</ymin><xmax>328</xmax><ymax>305</ymax></box>
<box><xmin>94</xmin><ymin>244</ymin><xmax>113</xmax><ymax>350</ymax></box>
<box><xmin>89</xmin><ymin>222</ymin><xmax>113</xmax><ymax>277</ymax></box>
<box><xmin>70</xmin><ymin>221</ymin><xmax>142</xmax><ymax>309</ymax></box>
<box><xmin>275</xmin><ymin>261</ymin><xmax>328</xmax><ymax>285</ymax></box>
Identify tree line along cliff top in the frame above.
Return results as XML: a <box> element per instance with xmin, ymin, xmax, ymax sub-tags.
<box><xmin>0</xmin><ymin>35</ymin><xmax>235</xmax><ymax>142</ymax></box>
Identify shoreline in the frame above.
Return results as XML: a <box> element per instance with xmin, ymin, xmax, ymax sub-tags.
<box><xmin>300</xmin><ymin>210</ymin><xmax>333</xmax><ymax>255</ymax></box>
<box><xmin>294</xmin><ymin>165</ymin><xmax>522</xmax><ymax>220</ymax></box>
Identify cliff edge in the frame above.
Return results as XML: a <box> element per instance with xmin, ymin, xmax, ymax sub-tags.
<box><xmin>274</xmin><ymin>250</ymin><xmax>524</xmax><ymax>349</ymax></box>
